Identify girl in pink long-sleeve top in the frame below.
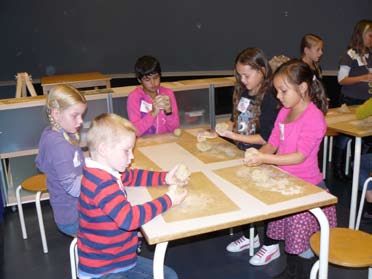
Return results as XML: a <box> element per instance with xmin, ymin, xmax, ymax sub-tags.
<box><xmin>127</xmin><ymin>55</ymin><xmax>180</xmax><ymax>137</ymax></box>
<box><xmin>244</xmin><ymin>59</ymin><xmax>337</xmax><ymax>278</ymax></box>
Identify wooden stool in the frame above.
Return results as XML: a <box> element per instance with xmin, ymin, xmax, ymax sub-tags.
<box><xmin>310</xmin><ymin>177</ymin><xmax>372</xmax><ymax>278</ymax></box>
<box><xmin>16</xmin><ymin>174</ymin><xmax>48</xmax><ymax>253</ymax></box>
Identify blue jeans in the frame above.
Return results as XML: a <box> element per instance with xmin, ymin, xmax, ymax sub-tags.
<box><xmin>98</xmin><ymin>256</ymin><xmax>178</xmax><ymax>279</ymax></box>
<box><xmin>56</xmin><ymin>219</ymin><xmax>78</xmax><ymax>236</ymax></box>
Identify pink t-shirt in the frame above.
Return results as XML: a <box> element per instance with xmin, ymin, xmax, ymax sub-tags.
<box><xmin>127</xmin><ymin>86</ymin><xmax>180</xmax><ymax>136</ymax></box>
<box><xmin>268</xmin><ymin>102</ymin><xmax>326</xmax><ymax>184</ymax></box>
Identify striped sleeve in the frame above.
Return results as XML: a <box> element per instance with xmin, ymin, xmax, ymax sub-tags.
<box><xmin>122</xmin><ymin>168</ymin><xmax>167</xmax><ymax>187</ymax></box>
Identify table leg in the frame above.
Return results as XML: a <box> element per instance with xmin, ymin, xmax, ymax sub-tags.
<box><xmin>153</xmin><ymin>241</ymin><xmax>169</xmax><ymax>279</ymax></box>
<box><xmin>309</xmin><ymin>208</ymin><xmax>329</xmax><ymax>279</ymax></box>
<box><xmin>349</xmin><ymin>137</ymin><xmax>361</xmax><ymax>229</ymax></box>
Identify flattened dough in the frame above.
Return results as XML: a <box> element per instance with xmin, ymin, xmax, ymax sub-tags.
<box><xmin>196</xmin><ymin>141</ymin><xmax>212</xmax><ymax>152</ymax></box>
<box><xmin>215</xmin><ymin>122</ymin><xmax>229</xmax><ymax>134</ymax></box>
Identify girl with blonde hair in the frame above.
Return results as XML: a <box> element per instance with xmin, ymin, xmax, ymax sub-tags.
<box><xmin>36</xmin><ymin>84</ymin><xmax>87</xmax><ymax>236</ymax></box>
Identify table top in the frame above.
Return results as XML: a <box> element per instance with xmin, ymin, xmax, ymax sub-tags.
<box><xmin>41</xmin><ymin>72</ymin><xmax>111</xmax><ymax>86</ymax></box>
<box><xmin>326</xmin><ymin>106</ymin><xmax>372</xmax><ymax>137</ymax></box>
<box><xmin>126</xmin><ymin>128</ymin><xmax>337</xmax><ymax>245</ymax></box>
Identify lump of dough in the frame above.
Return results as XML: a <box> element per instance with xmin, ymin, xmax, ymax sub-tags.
<box><xmin>173</xmin><ymin>128</ymin><xmax>182</xmax><ymax>137</ymax></box>
<box><xmin>175</xmin><ymin>164</ymin><xmax>191</xmax><ymax>182</ymax></box>
<box><xmin>245</xmin><ymin>148</ymin><xmax>257</xmax><ymax>160</ymax></box>
<box><xmin>168</xmin><ymin>184</ymin><xmax>186</xmax><ymax>195</ymax></box>
<box><xmin>196</xmin><ymin>141</ymin><xmax>212</xmax><ymax>152</ymax></box>
<box><xmin>337</xmin><ymin>103</ymin><xmax>351</xmax><ymax>113</ymax></box>
<box><xmin>215</xmin><ymin>122</ymin><xmax>229</xmax><ymax>134</ymax></box>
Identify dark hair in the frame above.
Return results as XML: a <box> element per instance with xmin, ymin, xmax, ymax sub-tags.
<box><xmin>134</xmin><ymin>55</ymin><xmax>162</xmax><ymax>80</ymax></box>
<box><xmin>300</xmin><ymin>34</ymin><xmax>323</xmax><ymax>56</ymax></box>
<box><xmin>274</xmin><ymin>59</ymin><xmax>328</xmax><ymax>114</ymax></box>
<box><xmin>232</xmin><ymin>48</ymin><xmax>273</xmax><ymax>131</ymax></box>
<box><xmin>348</xmin><ymin>19</ymin><xmax>372</xmax><ymax>55</ymax></box>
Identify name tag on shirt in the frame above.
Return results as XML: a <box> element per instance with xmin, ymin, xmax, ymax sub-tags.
<box><xmin>140</xmin><ymin>100</ymin><xmax>152</xmax><ymax>113</ymax></box>
<box><xmin>279</xmin><ymin>123</ymin><xmax>285</xmax><ymax>141</ymax></box>
<box><xmin>73</xmin><ymin>151</ymin><xmax>81</xmax><ymax>167</ymax></box>
<box><xmin>237</xmin><ymin>97</ymin><xmax>250</xmax><ymax>113</ymax></box>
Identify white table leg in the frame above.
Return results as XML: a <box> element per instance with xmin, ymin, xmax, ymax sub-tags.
<box><xmin>322</xmin><ymin>136</ymin><xmax>328</xmax><ymax>179</ymax></box>
<box><xmin>349</xmin><ymin>137</ymin><xmax>361</xmax><ymax>229</ymax></box>
<box><xmin>310</xmin><ymin>208</ymin><xmax>330</xmax><ymax>279</ymax></box>
<box><xmin>153</xmin><ymin>242</ymin><xmax>169</xmax><ymax>279</ymax></box>
<box><xmin>249</xmin><ymin>224</ymin><xmax>254</xmax><ymax>256</ymax></box>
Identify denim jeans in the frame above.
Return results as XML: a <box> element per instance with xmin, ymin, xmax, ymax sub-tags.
<box><xmin>56</xmin><ymin>219</ymin><xmax>78</xmax><ymax>236</ymax></box>
<box><xmin>98</xmin><ymin>256</ymin><xmax>178</xmax><ymax>279</ymax></box>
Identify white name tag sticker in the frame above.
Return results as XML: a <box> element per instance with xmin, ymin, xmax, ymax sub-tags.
<box><xmin>237</xmin><ymin>97</ymin><xmax>250</xmax><ymax>113</ymax></box>
<box><xmin>140</xmin><ymin>100</ymin><xmax>152</xmax><ymax>113</ymax></box>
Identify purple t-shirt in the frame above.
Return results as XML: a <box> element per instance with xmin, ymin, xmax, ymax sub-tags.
<box><xmin>35</xmin><ymin>127</ymin><xmax>84</xmax><ymax>225</ymax></box>
<box><xmin>268</xmin><ymin>102</ymin><xmax>326</xmax><ymax>184</ymax></box>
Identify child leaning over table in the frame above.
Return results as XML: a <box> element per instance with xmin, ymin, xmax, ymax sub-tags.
<box><xmin>77</xmin><ymin>113</ymin><xmax>187</xmax><ymax>279</ymax></box>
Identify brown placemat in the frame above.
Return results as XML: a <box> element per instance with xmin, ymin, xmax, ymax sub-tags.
<box><xmin>176</xmin><ymin>131</ymin><xmax>244</xmax><ymax>163</ymax></box>
<box><xmin>147</xmin><ymin>171</ymin><xmax>240</xmax><ymax>222</ymax></box>
<box><xmin>213</xmin><ymin>165</ymin><xmax>322</xmax><ymax>205</ymax></box>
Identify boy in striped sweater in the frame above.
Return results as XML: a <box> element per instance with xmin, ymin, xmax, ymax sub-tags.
<box><xmin>78</xmin><ymin>113</ymin><xmax>187</xmax><ymax>279</ymax></box>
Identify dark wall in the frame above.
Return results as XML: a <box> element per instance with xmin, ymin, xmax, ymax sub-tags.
<box><xmin>1</xmin><ymin>0</ymin><xmax>371</xmax><ymax>81</ymax></box>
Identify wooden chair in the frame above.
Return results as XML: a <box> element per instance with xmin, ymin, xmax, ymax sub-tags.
<box><xmin>310</xmin><ymin>177</ymin><xmax>372</xmax><ymax>278</ymax></box>
<box><xmin>70</xmin><ymin>238</ymin><xmax>78</xmax><ymax>279</ymax></box>
<box><xmin>16</xmin><ymin>174</ymin><xmax>48</xmax><ymax>253</ymax></box>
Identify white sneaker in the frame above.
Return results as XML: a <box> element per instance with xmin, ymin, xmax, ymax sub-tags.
<box><xmin>249</xmin><ymin>244</ymin><xmax>280</xmax><ymax>266</ymax></box>
<box><xmin>226</xmin><ymin>235</ymin><xmax>260</xmax><ymax>253</ymax></box>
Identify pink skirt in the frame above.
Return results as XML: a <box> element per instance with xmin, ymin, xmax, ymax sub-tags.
<box><xmin>266</xmin><ymin>205</ymin><xmax>337</xmax><ymax>254</ymax></box>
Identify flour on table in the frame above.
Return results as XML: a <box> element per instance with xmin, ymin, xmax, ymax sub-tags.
<box><xmin>236</xmin><ymin>166</ymin><xmax>303</xmax><ymax>195</ymax></box>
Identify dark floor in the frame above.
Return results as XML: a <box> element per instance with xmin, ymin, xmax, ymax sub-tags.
<box><xmin>1</xmin><ymin>161</ymin><xmax>372</xmax><ymax>279</ymax></box>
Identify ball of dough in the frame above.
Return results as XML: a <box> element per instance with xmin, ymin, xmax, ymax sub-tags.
<box><xmin>244</xmin><ymin>148</ymin><xmax>257</xmax><ymax>159</ymax></box>
<box><xmin>215</xmin><ymin>122</ymin><xmax>229</xmax><ymax>134</ymax></box>
<box><xmin>168</xmin><ymin>184</ymin><xmax>186</xmax><ymax>195</ymax></box>
<box><xmin>173</xmin><ymin>128</ymin><xmax>182</xmax><ymax>137</ymax></box>
<box><xmin>175</xmin><ymin>164</ymin><xmax>191</xmax><ymax>182</ymax></box>
<box><xmin>196</xmin><ymin>141</ymin><xmax>212</xmax><ymax>152</ymax></box>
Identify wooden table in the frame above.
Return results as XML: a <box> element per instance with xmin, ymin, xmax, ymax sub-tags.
<box><xmin>127</xmin><ymin>128</ymin><xmax>337</xmax><ymax>279</ymax></box>
<box><xmin>41</xmin><ymin>72</ymin><xmax>111</xmax><ymax>94</ymax></box>
<box><xmin>326</xmin><ymin>106</ymin><xmax>372</xmax><ymax>229</ymax></box>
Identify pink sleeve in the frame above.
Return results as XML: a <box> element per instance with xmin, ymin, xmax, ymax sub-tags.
<box><xmin>127</xmin><ymin>88</ymin><xmax>156</xmax><ymax>136</ymax></box>
<box><xmin>268</xmin><ymin>109</ymin><xmax>286</xmax><ymax>148</ymax></box>
<box><xmin>296</xmin><ymin>108</ymin><xmax>326</xmax><ymax>157</ymax></box>
<box><xmin>163</xmin><ymin>88</ymin><xmax>180</xmax><ymax>132</ymax></box>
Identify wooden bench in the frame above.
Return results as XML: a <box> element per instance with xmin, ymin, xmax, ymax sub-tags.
<box><xmin>41</xmin><ymin>72</ymin><xmax>111</xmax><ymax>94</ymax></box>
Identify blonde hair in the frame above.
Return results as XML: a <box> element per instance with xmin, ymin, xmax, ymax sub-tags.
<box><xmin>87</xmin><ymin>113</ymin><xmax>137</xmax><ymax>155</ymax></box>
<box><xmin>46</xmin><ymin>84</ymin><xmax>87</xmax><ymax>145</ymax></box>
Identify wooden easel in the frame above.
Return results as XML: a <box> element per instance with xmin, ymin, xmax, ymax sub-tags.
<box><xmin>15</xmin><ymin>72</ymin><xmax>37</xmax><ymax>98</ymax></box>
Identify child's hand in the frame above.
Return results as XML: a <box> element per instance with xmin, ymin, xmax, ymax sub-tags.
<box><xmin>165</xmin><ymin>164</ymin><xmax>190</xmax><ymax>186</ymax></box>
<box><xmin>216</xmin><ymin>129</ymin><xmax>234</xmax><ymax>139</ymax></box>
<box><xmin>243</xmin><ymin>148</ymin><xmax>263</xmax><ymax>167</ymax></box>
<box><xmin>155</xmin><ymin>95</ymin><xmax>171</xmax><ymax>112</ymax></box>
<box><xmin>166</xmin><ymin>185</ymin><xmax>188</xmax><ymax>206</ymax></box>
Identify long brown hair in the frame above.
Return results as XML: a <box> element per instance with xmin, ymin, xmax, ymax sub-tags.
<box><xmin>232</xmin><ymin>48</ymin><xmax>272</xmax><ymax>131</ymax></box>
<box><xmin>348</xmin><ymin>19</ymin><xmax>372</xmax><ymax>55</ymax></box>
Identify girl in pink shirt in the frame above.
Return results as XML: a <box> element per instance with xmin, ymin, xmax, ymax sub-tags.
<box><xmin>245</xmin><ymin>59</ymin><xmax>337</xmax><ymax>278</ymax></box>
<box><xmin>127</xmin><ymin>55</ymin><xmax>180</xmax><ymax>136</ymax></box>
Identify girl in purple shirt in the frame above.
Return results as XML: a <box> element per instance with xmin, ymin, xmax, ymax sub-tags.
<box><xmin>245</xmin><ymin>60</ymin><xmax>337</xmax><ymax>278</ymax></box>
<box><xmin>36</xmin><ymin>85</ymin><xmax>87</xmax><ymax>236</ymax></box>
